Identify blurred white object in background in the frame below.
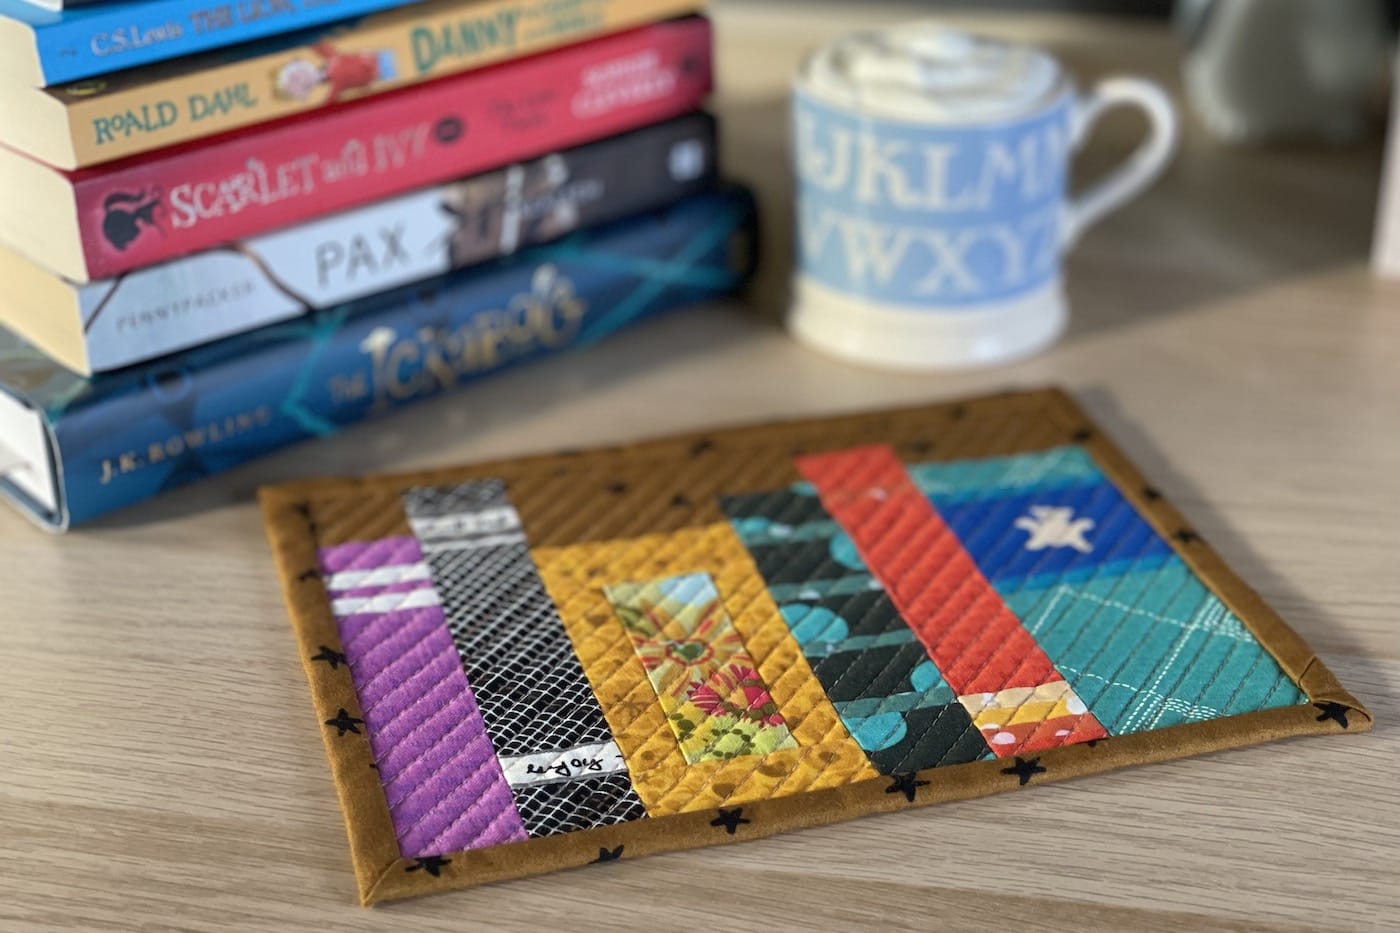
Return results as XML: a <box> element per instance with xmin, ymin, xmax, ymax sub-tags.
<box><xmin>1372</xmin><ymin>51</ymin><xmax>1400</xmax><ymax>279</ymax></box>
<box><xmin>1175</xmin><ymin>0</ymin><xmax>1388</xmax><ymax>144</ymax></box>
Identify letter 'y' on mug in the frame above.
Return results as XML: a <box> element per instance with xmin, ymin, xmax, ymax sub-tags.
<box><xmin>789</xmin><ymin>24</ymin><xmax>1178</xmax><ymax>370</ymax></box>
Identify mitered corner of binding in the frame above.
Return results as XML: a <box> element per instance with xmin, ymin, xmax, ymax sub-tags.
<box><xmin>1297</xmin><ymin>656</ymin><xmax>1375</xmax><ymax>730</ymax></box>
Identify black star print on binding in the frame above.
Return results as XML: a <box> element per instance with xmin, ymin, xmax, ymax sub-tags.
<box><xmin>885</xmin><ymin>773</ymin><xmax>929</xmax><ymax>802</ymax></box>
<box><xmin>406</xmin><ymin>856</ymin><xmax>450</xmax><ymax>877</ymax></box>
<box><xmin>671</xmin><ymin>493</ymin><xmax>692</xmax><ymax>508</ymax></box>
<box><xmin>606</xmin><ymin>481</ymin><xmax>627</xmax><ymax>495</ymax></box>
<box><xmin>296</xmin><ymin>568</ymin><xmax>321</xmax><ymax>582</ymax></box>
<box><xmin>292</xmin><ymin>501</ymin><xmax>318</xmax><ymax>536</ymax></box>
<box><xmin>310</xmin><ymin>646</ymin><xmax>346</xmax><ymax>670</ymax></box>
<box><xmin>710</xmin><ymin>808</ymin><xmax>751</xmax><ymax>834</ymax></box>
<box><xmin>906</xmin><ymin>439</ymin><xmax>934</xmax><ymax>455</ymax></box>
<box><xmin>1314</xmin><ymin>702</ymin><xmax>1351</xmax><ymax>729</ymax></box>
<box><xmin>1001</xmin><ymin>757</ymin><xmax>1047</xmax><ymax>786</ymax></box>
<box><xmin>1174</xmin><ymin>529</ymin><xmax>1201</xmax><ymax>544</ymax></box>
<box><xmin>592</xmin><ymin>845</ymin><xmax>624</xmax><ymax>863</ymax></box>
<box><xmin>689</xmin><ymin>439</ymin><xmax>715</xmax><ymax>457</ymax></box>
<box><xmin>1071</xmin><ymin>428</ymin><xmax>1093</xmax><ymax>442</ymax></box>
<box><xmin>1141</xmin><ymin>486</ymin><xmax>1163</xmax><ymax>501</ymax></box>
<box><xmin>324</xmin><ymin>708</ymin><xmax>364</xmax><ymax>736</ymax></box>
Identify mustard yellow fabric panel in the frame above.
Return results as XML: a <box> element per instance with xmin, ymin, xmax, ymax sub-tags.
<box><xmin>533</xmin><ymin>521</ymin><xmax>879</xmax><ymax>815</ymax></box>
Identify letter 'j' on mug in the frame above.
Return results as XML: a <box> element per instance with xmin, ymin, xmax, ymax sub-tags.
<box><xmin>790</xmin><ymin>25</ymin><xmax>1178</xmax><ymax>369</ymax></box>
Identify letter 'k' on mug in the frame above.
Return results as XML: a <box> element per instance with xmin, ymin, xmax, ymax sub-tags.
<box><xmin>790</xmin><ymin>25</ymin><xmax>1178</xmax><ymax>368</ymax></box>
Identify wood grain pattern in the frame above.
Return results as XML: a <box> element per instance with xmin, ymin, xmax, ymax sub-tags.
<box><xmin>1</xmin><ymin>4</ymin><xmax>1396</xmax><ymax>929</ymax></box>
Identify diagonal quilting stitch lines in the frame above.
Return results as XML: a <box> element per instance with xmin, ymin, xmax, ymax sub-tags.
<box><xmin>426</xmin><ymin>540</ymin><xmax>618</xmax><ymax>756</ymax></box>
<box><xmin>317</xmin><ymin>535</ymin><xmax>529</xmax><ymax>851</ymax></box>
<box><xmin>913</xmin><ymin>449</ymin><xmax>1308</xmax><ymax>736</ymax></box>
<box><xmin>602</xmin><ymin>572</ymin><xmax>800</xmax><ymax>764</ymax></box>
<box><xmin>318</xmin><ymin>534</ymin><xmax>527</xmax><ymax>858</ymax></box>
<box><xmin>721</xmin><ymin>487</ymin><xmax>991</xmax><ymax>773</ymax></box>
<box><xmin>401</xmin><ymin>481</ymin><xmax>649</xmax><ymax>837</ymax></box>
<box><xmin>533</xmin><ymin>522</ymin><xmax>879</xmax><ymax>815</ymax></box>
<box><xmin>795</xmin><ymin>446</ymin><xmax>1109</xmax><ymax>757</ymax></box>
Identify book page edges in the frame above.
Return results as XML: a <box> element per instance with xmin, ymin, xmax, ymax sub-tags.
<box><xmin>0</xmin><ymin>140</ymin><xmax>84</xmax><ymax>274</ymax></box>
<box><xmin>0</xmin><ymin>17</ymin><xmax>42</xmax><ymax>87</ymax></box>
<box><xmin>0</xmin><ymin>85</ymin><xmax>76</xmax><ymax>168</ymax></box>
<box><xmin>0</xmin><ymin>245</ymin><xmax>88</xmax><ymax>374</ymax></box>
<box><xmin>0</xmin><ymin>386</ymin><xmax>62</xmax><ymax>528</ymax></box>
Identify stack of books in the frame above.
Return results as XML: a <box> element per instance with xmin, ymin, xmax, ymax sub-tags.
<box><xmin>0</xmin><ymin>0</ymin><xmax>757</xmax><ymax>530</ymax></box>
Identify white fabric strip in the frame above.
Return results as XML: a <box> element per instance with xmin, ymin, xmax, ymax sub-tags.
<box><xmin>409</xmin><ymin>507</ymin><xmax>522</xmax><ymax>542</ymax></box>
<box><xmin>419</xmin><ymin>532</ymin><xmax>529</xmax><ymax>553</ymax></box>
<box><xmin>331</xmin><ymin>587</ymin><xmax>441</xmax><ymax>616</ymax></box>
<box><xmin>325</xmin><ymin>561</ymin><xmax>433</xmax><ymax>592</ymax></box>
<box><xmin>496</xmin><ymin>740</ymin><xmax>629</xmax><ymax>788</ymax></box>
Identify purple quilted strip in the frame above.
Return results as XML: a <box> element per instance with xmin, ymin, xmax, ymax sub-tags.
<box><xmin>319</xmin><ymin>536</ymin><xmax>423</xmax><ymax>573</ymax></box>
<box><xmin>319</xmin><ymin>539</ymin><xmax>527</xmax><ymax>858</ymax></box>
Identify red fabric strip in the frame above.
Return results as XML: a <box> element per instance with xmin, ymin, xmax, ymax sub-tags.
<box><xmin>796</xmin><ymin>444</ymin><xmax>1108</xmax><ymax>754</ymax></box>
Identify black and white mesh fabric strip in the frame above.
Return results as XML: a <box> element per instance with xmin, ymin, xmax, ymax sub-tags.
<box><xmin>509</xmin><ymin>773</ymin><xmax>647</xmax><ymax>837</ymax></box>
<box><xmin>401</xmin><ymin>480</ymin><xmax>647</xmax><ymax>837</ymax></box>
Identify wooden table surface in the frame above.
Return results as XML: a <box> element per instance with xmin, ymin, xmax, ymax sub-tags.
<box><xmin>2</xmin><ymin>5</ymin><xmax>1397</xmax><ymax>931</ymax></box>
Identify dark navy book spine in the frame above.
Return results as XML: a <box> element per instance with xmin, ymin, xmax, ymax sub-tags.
<box><xmin>45</xmin><ymin>187</ymin><xmax>755</xmax><ymax>527</ymax></box>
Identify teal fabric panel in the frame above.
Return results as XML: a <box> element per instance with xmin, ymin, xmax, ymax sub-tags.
<box><xmin>911</xmin><ymin>446</ymin><xmax>1308</xmax><ymax>734</ymax></box>
<box><xmin>1002</xmin><ymin>558</ymin><xmax>1307</xmax><ymax>733</ymax></box>
<box><xmin>907</xmin><ymin>445</ymin><xmax>1103</xmax><ymax>505</ymax></box>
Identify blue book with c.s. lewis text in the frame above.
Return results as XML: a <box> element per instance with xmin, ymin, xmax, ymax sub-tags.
<box><xmin>0</xmin><ymin>0</ymin><xmax>424</xmax><ymax>86</ymax></box>
<box><xmin>0</xmin><ymin>186</ymin><xmax>757</xmax><ymax>530</ymax></box>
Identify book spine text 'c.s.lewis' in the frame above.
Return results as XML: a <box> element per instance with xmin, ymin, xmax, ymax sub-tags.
<box><xmin>8</xmin><ymin>0</ymin><xmax>424</xmax><ymax>86</ymax></box>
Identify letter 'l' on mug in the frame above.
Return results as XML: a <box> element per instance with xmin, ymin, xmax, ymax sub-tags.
<box><xmin>790</xmin><ymin>25</ymin><xmax>1178</xmax><ymax>369</ymax></box>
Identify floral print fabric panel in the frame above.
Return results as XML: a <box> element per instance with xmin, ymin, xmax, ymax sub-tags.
<box><xmin>603</xmin><ymin>572</ymin><xmax>800</xmax><ymax>763</ymax></box>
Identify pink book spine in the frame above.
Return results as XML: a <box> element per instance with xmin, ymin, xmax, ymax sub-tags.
<box><xmin>73</xmin><ymin>17</ymin><xmax>712</xmax><ymax>280</ymax></box>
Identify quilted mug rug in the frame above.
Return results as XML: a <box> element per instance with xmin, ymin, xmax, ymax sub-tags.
<box><xmin>261</xmin><ymin>388</ymin><xmax>1370</xmax><ymax>905</ymax></box>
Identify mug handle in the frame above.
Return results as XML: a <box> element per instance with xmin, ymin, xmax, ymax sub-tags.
<box><xmin>1062</xmin><ymin>77</ymin><xmax>1179</xmax><ymax>248</ymax></box>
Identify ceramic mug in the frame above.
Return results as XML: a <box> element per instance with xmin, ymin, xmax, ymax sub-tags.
<box><xmin>790</xmin><ymin>25</ymin><xmax>1178</xmax><ymax>368</ymax></box>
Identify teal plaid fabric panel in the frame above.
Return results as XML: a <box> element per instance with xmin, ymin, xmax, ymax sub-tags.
<box><xmin>1001</xmin><ymin>562</ymin><xmax>1308</xmax><ymax>732</ymax></box>
<box><xmin>912</xmin><ymin>446</ymin><xmax>1308</xmax><ymax>735</ymax></box>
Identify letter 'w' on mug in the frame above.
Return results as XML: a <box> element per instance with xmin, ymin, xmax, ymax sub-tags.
<box><xmin>789</xmin><ymin>24</ymin><xmax>1178</xmax><ymax>369</ymax></box>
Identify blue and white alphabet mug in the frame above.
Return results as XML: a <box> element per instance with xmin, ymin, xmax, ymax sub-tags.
<box><xmin>791</xmin><ymin>26</ymin><xmax>1178</xmax><ymax>368</ymax></box>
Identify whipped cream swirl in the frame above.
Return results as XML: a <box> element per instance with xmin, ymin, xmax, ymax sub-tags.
<box><xmin>800</xmin><ymin>24</ymin><xmax>1066</xmax><ymax>123</ymax></box>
